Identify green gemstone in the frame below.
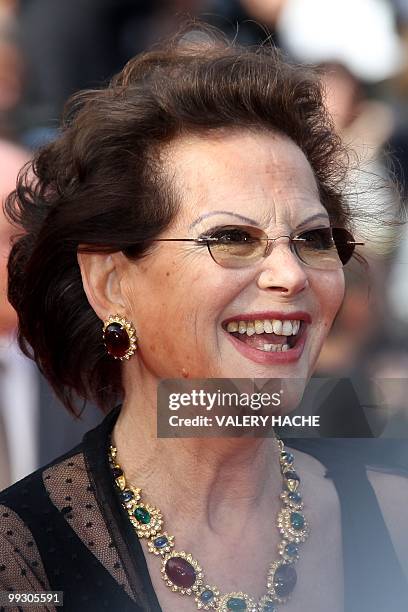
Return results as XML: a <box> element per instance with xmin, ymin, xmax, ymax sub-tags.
<box><xmin>262</xmin><ymin>602</ymin><xmax>277</xmax><ymax>612</ymax></box>
<box><xmin>290</xmin><ymin>511</ymin><xmax>305</xmax><ymax>530</ymax></box>
<box><xmin>134</xmin><ymin>507</ymin><xmax>151</xmax><ymax>524</ymax></box>
<box><xmin>227</xmin><ymin>597</ymin><xmax>247</xmax><ymax>610</ymax></box>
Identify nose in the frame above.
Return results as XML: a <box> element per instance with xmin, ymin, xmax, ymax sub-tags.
<box><xmin>256</xmin><ymin>237</ymin><xmax>309</xmax><ymax>295</ymax></box>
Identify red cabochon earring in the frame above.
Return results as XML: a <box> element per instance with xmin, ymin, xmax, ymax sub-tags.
<box><xmin>103</xmin><ymin>314</ymin><xmax>137</xmax><ymax>360</ymax></box>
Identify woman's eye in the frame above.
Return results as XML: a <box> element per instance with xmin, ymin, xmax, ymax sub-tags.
<box><xmin>301</xmin><ymin>228</ymin><xmax>333</xmax><ymax>249</ymax></box>
<box><xmin>210</xmin><ymin>229</ymin><xmax>254</xmax><ymax>243</ymax></box>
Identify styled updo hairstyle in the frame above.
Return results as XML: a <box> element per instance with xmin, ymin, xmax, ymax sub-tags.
<box><xmin>5</xmin><ymin>23</ymin><xmax>350</xmax><ymax>415</ymax></box>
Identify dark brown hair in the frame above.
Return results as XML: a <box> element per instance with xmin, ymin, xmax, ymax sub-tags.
<box><xmin>6</xmin><ymin>23</ymin><xmax>351</xmax><ymax>415</ymax></box>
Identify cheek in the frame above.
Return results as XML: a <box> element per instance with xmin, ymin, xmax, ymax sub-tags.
<box><xmin>312</xmin><ymin>270</ymin><xmax>345</xmax><ymax>330</ymax></box>
<box><xmin>124</xmin><ymin>261</ymin><xmax>235</xmax><ymax>375</ymax></box>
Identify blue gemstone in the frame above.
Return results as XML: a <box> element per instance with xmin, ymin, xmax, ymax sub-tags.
<box><xmin>262</xmin><ymin>602</ymin><xmax>277</xmax><ymax>612</ymax></box>
<box><xmin>290</xmin><ymin>512</ymin><xmax>305</xmax><ymax>530</ymax></box>
<box><xmin>288</xmin><ymin>491</ymin><xmax>302</xmax><ymax>503</ymax></box>
<box><xmin>284</xmin><ymin>471</ymin><xmax>299</xmax><ymax>482</ymax></box>
<box><xmin>153</xmin><ymin>536</ymin><xmax>168</xmax><ymax>549</ymax></box>
<box><xmin>121</xmin><ymin>490</ymin><xmax>134</xmax><ymax>503</ymax></box>
<box><xmin>281</xmin><ymin>451</ymin><xmax>294</xmax><ymax>464</ymax></box>
<box><xmin>112</xmin><ymin>467</ymin><xmax>123</xmax><ymax>479</ymax></box>
<box><xmin>274</xmin><ymin>564</ymin><xmax>297</xmax><ymax>597</ymax></box>
<box><xmin>227</xmin><ymin>598</ymin><xmax>247</xmax><ymax>610</ymax></box>
<box><xmin>200</xmin><ymin>589</ymin><xmax>214</xmax><ymax>603</ymax></box>
<box><xmin>285</xmin><ymin>543</ymin><xmax>299</xmax><ymax>557</ymax></box>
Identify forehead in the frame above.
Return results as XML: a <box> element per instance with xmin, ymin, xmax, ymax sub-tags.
<box><xmin>163</xmin><ymin>129</ymin><xmax>326</xmax><ymax>229</ymax></box>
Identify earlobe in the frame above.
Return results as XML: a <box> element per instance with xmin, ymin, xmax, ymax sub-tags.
<box><xmin>77</xmin><ymin>249</ymin><xmax>126</xmax><ymax>321</ymax></box>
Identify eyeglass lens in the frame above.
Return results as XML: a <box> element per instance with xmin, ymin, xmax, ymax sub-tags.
<box><xmin>206</xmin><ymin>225</ymin><xmax>356</xmax><ymax>270</ymax></box>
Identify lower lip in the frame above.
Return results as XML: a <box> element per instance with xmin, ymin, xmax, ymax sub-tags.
<box><xmin>223</xmin><ymin>329</ymin><xmax>307</xmax><ymax>365</ymax></box>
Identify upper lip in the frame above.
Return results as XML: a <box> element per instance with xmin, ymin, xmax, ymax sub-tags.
<box><xmin>222</xmin><ymin>311</ymin><xmax>312</xmax><ymax>326</ymax></box>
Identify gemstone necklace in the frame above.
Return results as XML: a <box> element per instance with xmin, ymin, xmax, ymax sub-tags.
<box><xmin>108</xmin><ymin>438</ymin><xmax>309</xmax><ymax>611</ymax></box>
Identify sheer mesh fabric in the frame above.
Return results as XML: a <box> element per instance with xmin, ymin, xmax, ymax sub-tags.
<box><xmin>0</xmin><ymin>504</ymin><xmax>53</xmax><ymax>612</ymax></box>
<box><xmin>43</xmin><ymin>453</ymin><xmax>133</xmax><ymax>600</ymax></box>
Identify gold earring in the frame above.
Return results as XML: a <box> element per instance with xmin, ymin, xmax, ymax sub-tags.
<box><xmin>103</xmin><ymin>314</ymin><xmax>137</xmax><ymax>360</ymax></box>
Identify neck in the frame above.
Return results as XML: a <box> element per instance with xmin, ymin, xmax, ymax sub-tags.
<box><xmin>112</xmin><ymin>372</ymin><xmax>283</xmax><ymax>535</ymax></box>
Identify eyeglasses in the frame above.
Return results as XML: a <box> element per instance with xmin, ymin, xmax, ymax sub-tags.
<box><xmin>151</xmin><ymin>225</ymin><xmax>364</xmax><ymax>270</ymax></box>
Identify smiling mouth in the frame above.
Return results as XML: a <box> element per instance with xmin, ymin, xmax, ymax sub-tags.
<box><xmin>221</xmin><ymin>317</ymin><xmax>305</xmax><ymax>352</ymax></box>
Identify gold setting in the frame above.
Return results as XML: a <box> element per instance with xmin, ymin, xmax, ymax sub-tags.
<box><xmin>130</xmin><ymin>502</ymin><xmax>163</xmax><ymax>538</ymax></box>
<box><xmin>194</xmin><ymin>585</ymin><xmax>220</xmax><ymax>609</ymax></box>
<box><xmin>285</xmin><ymin>479</ymin><xmax>299</xmax><ymax>492</ymax></box>
<box><xmin>277</xmin><ymin>507</ymin><xmax>309</xmax><ymax>543</ymax></box>
<box><xmin>282</xmin><ymin>471</ymin><xmax>300</xmax><ymax>493</ymax></box>
<box><xmin>123</xmin><ymin>486</ymin><xmax>142</xmax><ymax>509</ymax></box>
<box><xmin>279</xmin><ymin>490</ymin><xmax>303</xmax><ymax>510</ymax></box>
<box><xmin>258</xmin><ymin>594</ymin><xmax>278</xmax><ymax>611</ymax></box>
<box><xmin>278</xmin><ymin>539</ymin><xmax>300</xmax><ymax>563</ymax></box>
<box><xmin>279</xmin><ymin>457</ymin><xmax>292</xmax><ymax>469</ymax></box>
<box><xmin>161</xmin><ymin>550</ymin><xmax>204</xmax><ymax>595</ymax></box>
<box><xmin>110</xmin><ymin>446</ymin><xmax>118</xmax><ymax>460</ymax></box>
<box><xmin>115</xmin><ymin>473</ymin><xmax>126</xmax><ymax>490</ymax></box>
<box><xmin>103</xmin><ymin>314</ymin><xmax>137</xmax><ymax>360</ymax></box>
<box><xmin>147</xmin><ymin>532</ymin><xmax>175</xmax><ymax>556</ymax></box>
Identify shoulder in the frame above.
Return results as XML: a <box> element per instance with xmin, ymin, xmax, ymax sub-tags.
<box><xmin>287</xmin><ymin>437</ymin><xmax>408</xmax><ymax>578</ymax></box>
<box><xmin>0</xmin><ymin>443</ymin><xmax>87</xmax><ymax>594</ymax></box>
<box><xmin>0</xmin><ymin>441</ymin><xmax>85</xmax><ymax>518</ymax></box>
<box><xmin>367</xmin><ymin>466</ymin><xmax>408</xmax><ymax>580</ymax></box>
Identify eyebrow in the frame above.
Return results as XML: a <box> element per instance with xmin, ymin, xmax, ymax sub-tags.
<box><xmin>294</xmin><ymin>212</ymin><xmax>330</xmax><ymax>229</ymax></box>
<box><xmin>189</xmin><ymin>210</ymin><xmax>330</xmax><ymax>230</ymax></box>
<box><xmin>189</xmin><ymin>210</ymin><xmax>259</xmax><ymax>229</ymax></box>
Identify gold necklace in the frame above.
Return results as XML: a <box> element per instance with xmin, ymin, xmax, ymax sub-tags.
<box><xmin>108</xmin><ymin>438</ymin><xmax>309</xmax><ymax>611</ymax></box>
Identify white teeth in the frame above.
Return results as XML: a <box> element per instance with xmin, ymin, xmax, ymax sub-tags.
<box><xmin>282</xmin><ymin>320</ymin><xmax>293</xmax><ymax>335</ymax></box>
<box><xmin>226</xmin><ymin>318</ymin><xmax>302</xmax><ymax>336</ymax></box>
<box><xmin>292</xmin><ymin>320</ymin><xmax>300</xmax><ymax>335</ymax></box>
<box><xmin>262</xmin><ymin>343</ymin><xmax>278</xmax><ymax>352</ymax></box>
<box><xmin>254</xmin><ymin>320</ymin><xmax>264</xmax><ymax>334</ymax></box>
<box><xmin>272</xmin><ymin>319</ymin><xmax>283</xmax><ymax>335</ymax></box>
<box><xmin>227</xmin><ymin>321</ymin><xmax>239</xmax><ymax>332</ymax></box>
<box><xmin>260</xmin><ymin>342</ymin><xmax>293</xmax><ymax>352</ymax></box>
<box><xmin>246</xmin><ymin>321</ymin><xmax>255</xmax><ymax>336</ymax></box>
<box><xmin>263</xmin><ymin>319</ymin><xmax>273</xmax><ymax>333</ymax></box>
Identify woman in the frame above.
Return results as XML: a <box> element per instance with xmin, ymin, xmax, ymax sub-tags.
<box><xmin>1</xmin><ymin>24</ymin><xmax>407</xmax><ymax>612</ymax></box>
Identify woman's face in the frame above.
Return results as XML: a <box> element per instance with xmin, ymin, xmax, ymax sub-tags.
<box><xmin>121</xmin><ymin>130</ymin><xmax>345</xmax><ymax>399</ymax></box>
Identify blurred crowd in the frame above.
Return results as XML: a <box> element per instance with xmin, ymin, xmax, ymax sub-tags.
<box><xmin>1</xmin><ymin>0</ymin><xmax>408</xmax><ymax>487</ymax></box>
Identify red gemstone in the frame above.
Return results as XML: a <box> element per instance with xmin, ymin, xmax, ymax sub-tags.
<box><xmin>165</xmin><ymin>557</ymin><xmax>196</xmax><ymax>588</ymax></box>
<box><xmin>104</xmin><ymin>322</ymin><xmax>130</xmax><ymax>358</ymax></box>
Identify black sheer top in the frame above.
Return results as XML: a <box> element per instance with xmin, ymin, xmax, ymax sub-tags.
<box><xmin>1</xmin><ymin>406</ymin><xmax>408</xmax><ymax>612</ymax></box>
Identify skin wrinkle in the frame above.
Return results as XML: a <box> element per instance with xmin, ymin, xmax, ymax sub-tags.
<box><xmin>205</xmin><ymin>440</ymin><xmax>279</xmax><ymax>535</ymax></box>
<box><xmin>192</xmin><ymin>211</ymin><xmax>330</xmax><ymax>237</ymax></box>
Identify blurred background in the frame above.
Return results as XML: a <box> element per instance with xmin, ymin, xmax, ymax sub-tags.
<box><xmin>1</xmin><ymin>0</ymin><xmax>408</xmax><ymax>487</ymax></box>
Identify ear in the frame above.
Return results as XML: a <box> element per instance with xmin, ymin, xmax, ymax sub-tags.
<box><xmin>77</xmin><ymin>250</ymin><xmax>129</xmax><ymax>322</ymax></box>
